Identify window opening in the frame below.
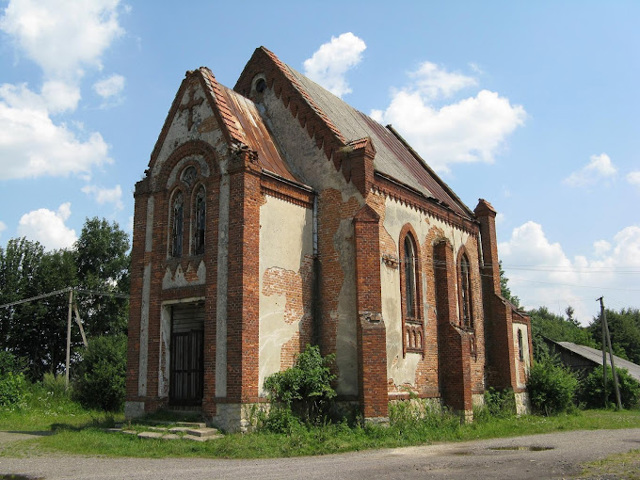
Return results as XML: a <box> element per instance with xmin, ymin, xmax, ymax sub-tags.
<box><xmin>172</xmin><ymin>192</ymin><xmax>184</xmax><ymax>257</ymax></box>
<box><xmin>517</xmin><ymin>329</ymin><xmax>524</xmax><ymax>361</ymax></box>
<box><xmin>459</xmin><ymin>254</ymin><xmax>472</xmax><ymax>328</ymax></box>
<box><xmin>401</xmin><ymin>232</ymin><xmax>423</xmax><ymax>354</ymax></box>
<box><xmin>194</xmin><ymin>186</ymin><xmax>205</xmax><ymax>255</ymax></box>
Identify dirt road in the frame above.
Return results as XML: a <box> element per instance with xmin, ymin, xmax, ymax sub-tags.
<box><xmin>1</xmin><ymin>428</ymin><xmax>639</xmax><ymax>479</ymax></box>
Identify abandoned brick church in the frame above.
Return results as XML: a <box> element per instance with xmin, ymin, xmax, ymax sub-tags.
<box><xmin>125</xmin><ymin>47</ymin><xmax>532</xmax><ymax>431</ymax></box>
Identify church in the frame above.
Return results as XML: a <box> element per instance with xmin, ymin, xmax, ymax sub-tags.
<box><xmin>125</xmin><ymin>47</ymin><xmax>532</xmax><ymax>431</ymax></box>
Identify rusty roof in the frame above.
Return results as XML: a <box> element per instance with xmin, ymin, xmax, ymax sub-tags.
<box><xmin>218</xmin><ymin>85</ymin><xmax>298</xmax><ymax>183</ymax></box>
<box><xmin>284</xmin><ymin>64</ymin><xmax>473</xmax><ymax>219</ymax></box>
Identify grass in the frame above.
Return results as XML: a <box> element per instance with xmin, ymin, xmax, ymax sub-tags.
<box><xmin>2</xmin><ymin>393</ymin><xmax>640</xmax><ymax>459</ymax></box>
<box><xmin>578</xmin><ymin>449</ymin><xmax>640</xmax><ymax>479</ymax></box>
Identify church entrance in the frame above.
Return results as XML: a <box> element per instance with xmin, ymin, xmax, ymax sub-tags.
<box><xmin>169</xmin><ymin>303</ymin><xmax>204</xmax><ymax>406</ymax></box>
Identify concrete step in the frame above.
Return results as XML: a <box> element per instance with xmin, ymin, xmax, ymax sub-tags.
<box><xmin>185</xmin><ymin>427</ymin><xmax>220</xmax><ymax>438</ymax></box>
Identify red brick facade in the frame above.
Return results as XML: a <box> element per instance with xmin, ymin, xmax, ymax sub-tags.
<box><xmin>126</xmin><ymin>49</ymin><xmax>532</xmax><ymax>430</ymax></box>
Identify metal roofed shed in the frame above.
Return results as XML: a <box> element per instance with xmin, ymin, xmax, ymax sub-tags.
<box><xmin>545</xmin><ymin>339</ymin><xmax>640</xmax><ymax>382</ymax></box>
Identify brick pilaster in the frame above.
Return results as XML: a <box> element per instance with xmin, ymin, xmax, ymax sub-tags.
<box><xmin>434</xmin><ymin>242</ymin><xmax>473</xmax><ymax>414</ymax></box>
<box><xmin>226</xmin><ymin>147</ymin><xmax>261</xmax><ymax>402</ymax></box>
<box><xmin>353</xmin><ymin>205</ymin><xmax>388</xmax><ymax>420</ymax></box>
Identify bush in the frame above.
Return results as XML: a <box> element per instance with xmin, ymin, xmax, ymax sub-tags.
<box><xmin>0</xmin><ymin>371</ymin><xmax>27</xmax><ymax>407</ymax></box>
<box><xmin>73</xmin><ymin>334</ymin><xmax>126</xmax><ymax>411</ymax></box>
<box><xmin>527</xmin><ymin>356</ymin><xmax>578</xmax><ymax>415</ymax></box>
<box><xmin>578</xmin><ymin>366</ymin><xmax>640</xmax><ymax>409</ymax></box>
<box><xmin>481</xmin><ymin>387</ymin><xmax>516</xmax><ymax>419</ymax></box>
<box><xmin>263</xmin><ymin>344</ymin><xmax>336</xmax><ymax>426</ymax></box>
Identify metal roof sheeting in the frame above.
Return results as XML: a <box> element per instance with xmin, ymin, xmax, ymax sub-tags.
<box><xmin>286</xmin><ymin>65</ymin><xmax>472</xmax><ymax>219</ymax></box>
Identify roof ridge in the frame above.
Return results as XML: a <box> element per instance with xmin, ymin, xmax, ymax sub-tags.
<box><xmin>197</xmin><ymin>67</ymin><xmax>245</xmax><ymax>146</ymax></box>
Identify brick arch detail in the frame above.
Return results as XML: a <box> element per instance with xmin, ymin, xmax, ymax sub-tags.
<box><xmin>399</xmin><ymin>223</ymin><xmax>425</xmax><ymax>356</ymax></box>
<box><xmin>155</xmin><ymin>140</ymin><xmax>219</xmax><ymax>192</ymax></box>
<box><xmin>456</xmin><ymin>246</ymin><xmax>474</xmax><ymax>330</ymax></box>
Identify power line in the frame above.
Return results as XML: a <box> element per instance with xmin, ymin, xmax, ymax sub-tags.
<box><xmin>0</xmin><ymin>287</ymin><xmax>129</xmax><ymax>310</ymax></box>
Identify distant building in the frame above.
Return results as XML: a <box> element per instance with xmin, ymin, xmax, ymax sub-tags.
<box><xmin>125</xmin><ymin>47</ymin><xmax>532</xmax><ymax>431</ymax></box>
<box><xmin>545</xmin><ymin>339</ymin><xmax>640</xmax><ymax>382</ymax></box>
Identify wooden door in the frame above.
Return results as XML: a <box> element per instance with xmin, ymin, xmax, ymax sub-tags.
<box><xmin>169</xmin><ymin>304</ymin><xmax>204</xmax><ymax>406</ymax></box>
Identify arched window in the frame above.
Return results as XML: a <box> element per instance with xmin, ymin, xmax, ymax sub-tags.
<box><xmin>400</xmin><ymin>230</ymin><xmax>423</xmax><ymax>354</ymax></box>
<box><xmin>193</xmin><ymin>186</ymin><xmax>205</xmax><ymax>255</ymax></box>
<box><xmin>517</xmin><ymin>329</ymin><xmax>524</xmax><ymax>361</ymax></box>
<box><xmin>404</xmin><ymin>236</ymin><xmax>417</xmax><ymax>319</ymax></box>
<box><xmin>171</xmin><ymin>191</ymin><xmax>184</xmax><ymax>257</ymax></box>
<box><xmin>459</xmin><ymin>253</ymin><xmax>472</xmax><ymax>328</ymax></box>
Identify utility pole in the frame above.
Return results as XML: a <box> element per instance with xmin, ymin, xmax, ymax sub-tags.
<box><xmin>598</xmin><ymin>297</ymin><xmax>622</xmax><ymax>409</ymax></box>
<box><xmin>65</xmin><ymin>288</ymin><xmax>73</xmax><ymax>389</ymax></box>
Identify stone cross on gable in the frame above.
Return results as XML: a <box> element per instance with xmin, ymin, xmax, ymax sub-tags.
<box><xmin>179</xmin><ymin>86</ymin><xmax>204</xmax><ymax>131</ymax></box>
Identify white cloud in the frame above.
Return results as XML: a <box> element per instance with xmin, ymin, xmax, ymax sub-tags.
<box><xmin>372</xmin><ymin>62</ymin><xmax>525</xmax><ymax>172</ymax></box>
<box><xmin>17</xmin><ymin>203</ymin><xmax>77</xmax><ymax>250</ymax></box>
<box><xmin>82</xmin><ymin>184</ymin><xmax>123</xmax><ymax>209</ymax></box>
<box><xmin>0</xmin><ymin>83</ymin><xmax>111</xmax><ymax>179</ymax></box>
<box><xmin>93</xmin><ymin>74</ymin><xmax>125</xmax><ymax>99</ymax></box>
<box><xmin>410</xmin><ymin>61</ymin><xmax>477</xmax><ymax>100</ymax></box>
<box><xmin>627</xmin><ymin>171</ymin><xmax>640</xmax><ymax>188</ymax></box>
<box><xmin>303</xmin><ymin>32</ymin><xmax>366</xmax><ymax>98</ymax></box>
<box><xmin>0</xmin><ymin>0</ymin><xmax>123</xmax><ymax>180</ymax></box>
<box><xmin>0</xmin><ymin>0</ymin><xmax>124</xmax><ymax>80</ymax></box>
<box><xmin>564</xmin><ymin>153</ymin><xmax>617</xmax><ymax>187</ymax></box>
<box><xmin>41</xmin><ymin>80</ymin><xmax>81</xmax><ymax>113</ymax></box>
<box><xmin>0</xmin><ymin>221</ymin><xmax>6</xmax><ymax>238</ymax></box>
<box><xmin>499</xmin><ymin>221</ymin><xmax>640</xmax><ymax>324</ymax></box>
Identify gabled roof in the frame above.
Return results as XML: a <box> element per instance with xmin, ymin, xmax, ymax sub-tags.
<box><xmin>549</xmin><ymin>339</ymin><xmax>640</xmax><ymax>382</ymax></box>
<box><xmin>149</xmin><ymin>67</ymin><xmax>299</xmax><ymax>185</ymax></box>
<box><xmin>235</xmin><ymin>47</ymin><xmax>474</xmax><ymax>220</ymax></box>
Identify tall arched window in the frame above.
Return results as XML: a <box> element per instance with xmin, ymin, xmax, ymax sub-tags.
<box><xmin>517</xmin><ymin>329</ymin><xmax>524</xmax><ymax>361</ymax></box>
<box><xmin>171</xmin><ymin>191</ymin><xmax>184</xmax><ymax>257</ymax></box>
<box><xmin>400</xmin><ymin>230</ymin><xmax>423</xmax><ymax>354</ymax></box>
<box><xmin>404</xmin><ymin>236</ymin><xmax>417</xmax><ymax>319</ymax></box>
<box><xmin>459</xmin><ymin>253</ymin><xmax>472</xmax><ymax>328</ymax></box>
<box><xmin>193</xmin><ymin>186</ymin><xmax>205</xmax><ymax>255</ymax></box>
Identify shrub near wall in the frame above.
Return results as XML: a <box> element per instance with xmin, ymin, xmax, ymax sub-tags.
<box><xmin>73</xmin><ymin>335</ymin><xmax>127</xmax><ymax>411</ymax></box>
<box><xmin>527</xmin><ymin>356</ymin><xmax>578</xmax><ymax>415</ymax></box>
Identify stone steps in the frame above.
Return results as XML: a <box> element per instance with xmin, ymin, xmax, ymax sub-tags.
<box><xmin>110</xmin><ymin>422</ymin><xmax>223</xmax><ymax>442</ymax></box>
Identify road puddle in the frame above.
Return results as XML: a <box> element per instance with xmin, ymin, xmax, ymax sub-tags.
<box><xmin>489</xmin><ymin>445</ymin><xmax>554</xmax><ymax>452</ymax></box>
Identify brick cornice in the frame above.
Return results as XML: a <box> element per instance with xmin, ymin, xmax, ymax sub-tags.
<box><xmin>373</xmin><ymin>172</ymin><xmax>479</xmax><ymax>235</ymax></box>
<box><xmin>261</xmin><ymin>171</ymin><xmax>315</xmax><ymax>209</ymax></box>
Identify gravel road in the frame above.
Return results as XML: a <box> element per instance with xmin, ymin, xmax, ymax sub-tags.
<box><xmin>1</xmin><ymin>428</ymin><xmax>639</xmax><ymax>479</ymax></box>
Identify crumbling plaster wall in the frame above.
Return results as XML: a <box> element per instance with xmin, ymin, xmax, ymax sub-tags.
<box><xmin>375</xmin><ymin>194</ymin><xmax>485</xmax><ymax>395</ymax></box>
<box><xmin>257</xmin><ymin>89</ymin><xmax>364</xmax><ymax>395</ymax></box>
<box><xmin>258</xmin><ymin>195</ymin><xmax>314</xmax><ymax>394</ymax></box>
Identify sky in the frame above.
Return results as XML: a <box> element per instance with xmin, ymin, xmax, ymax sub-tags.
<box><xmin>0</xmin><ymin>0</ymin><xmax>638</xmax><ymax>325</ymax></box>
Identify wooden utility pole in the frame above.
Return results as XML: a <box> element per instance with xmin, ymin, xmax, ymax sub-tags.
<box><xmin>65</xmin><ymin>288</ymin><xmax>73</xmax><ymax>389</ymax></box>
<box><xmin>598</xmin><ymin>297</ymin><xmax>622</xmax><ymax>409</ymax></box>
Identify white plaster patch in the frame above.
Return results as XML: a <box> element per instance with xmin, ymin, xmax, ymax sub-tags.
<box><xmin>258</xmin><ymin>195</ymin><xmax>313</xmax><ymax>393</ymax></box>
<box><xmin>216</xmin><ymin>161</ymin><xmax>230</xmax><ymax>397</ymax></box>
<box><xmin>138</xmin><ymin>263</ymin><xmax>151</xmax><ymax>396</ymax></box>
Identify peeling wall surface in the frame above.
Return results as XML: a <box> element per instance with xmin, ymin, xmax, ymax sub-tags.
<box><xmin>377</xmin><ymin>194</ymin><xmax>481</xmax><ymax>394</ymax></box>
<box><xmin>259</xmin><ymin>195</ymin><xmax>313</xmax><ymax>394</ymax></box>
<box><xmin>259</xmin><ymin>89</ymin><xmax>362</xmax><ymax>395</ymax></box>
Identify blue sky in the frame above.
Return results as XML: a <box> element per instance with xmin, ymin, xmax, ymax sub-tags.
<box><xmin>0</xmin><ymin>1</ymin><xmax>638</xmax><ymax>324</ymax></box>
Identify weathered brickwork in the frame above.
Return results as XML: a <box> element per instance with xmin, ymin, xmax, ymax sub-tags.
<box><xmin>127</xmin><ymin>49</ymin><xmax>533</xmax><ymax>431</ymax></box>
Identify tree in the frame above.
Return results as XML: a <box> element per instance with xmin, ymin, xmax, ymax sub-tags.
<box><xmin>74</xmin><ymin>218</ymin><xmax>130</xmax><ymax>336</ymax></box>
<box><xmin>529</xmin><ymin>306</ymin><xmax>596</xmax><ymax>361</ymax></box>
<box><xmin>587</xmin><ymin>308</ymin><xmax>640</xmax><ymax>365</ymax></box>
<box><xmin>0</xmin><ymin>218</ymin><xmax>130</xmax><ymax>381</ymax></box>
<box><xmin>0</xmin><ymin>239</ymin><xmax>77</xmax><ymax>380</ymax></box>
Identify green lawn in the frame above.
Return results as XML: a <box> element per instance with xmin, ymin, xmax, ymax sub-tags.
<box><xmin>2</xmin><ymin>394</ymin><xmax>640</xmax><ymax>459</ymax></box>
